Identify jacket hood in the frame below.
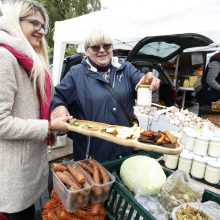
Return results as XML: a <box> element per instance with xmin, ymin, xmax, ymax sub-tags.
<box><xmin>0</xmin><ymin>16</ymin><xmax>31</xmax><ymax>57</ymax></box>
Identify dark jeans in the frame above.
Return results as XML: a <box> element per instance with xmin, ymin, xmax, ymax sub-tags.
<box><xmin>3</xmin><ymin>205</ymin><xmax>35</xmax><ymax>220</ymax></box>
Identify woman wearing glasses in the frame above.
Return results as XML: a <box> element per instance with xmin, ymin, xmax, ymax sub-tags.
<box><xmin>0</xmin><ymin>1</ymin><xmax>72</xmax><ymax>219</ymax></box>
<box><xmin>51</xmin><ymin>29</ymin><xmax>160</xmax><ymax>163</ymax></box>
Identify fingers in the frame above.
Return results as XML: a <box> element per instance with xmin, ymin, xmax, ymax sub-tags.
<box><xmin>50</xmin><ymin>106</ymin><xmax>70</xmax><ymax>120</ymax></box>
<box><xmin>135</xmin><ymin>76</ymin><xmax>145</xmax><ymax>90</ymax></box>
<box><xmin>61</xmin><ymin>115</ymin><xmax>73</xmax><ymax>122</ymax></box>
<box><xmin>50</xmin><ymin>116</ymin><xmax>72</xmax><ymax>132</ymax></box>
<box><xmin>136</xmin><ymin>72</ymin><xmax>160</xmax><ymax>91</ymax></box>
<box><xmin>149</xmin><ymin>77</ymin><xmax>160</xmax><ymax>91</ymax></box>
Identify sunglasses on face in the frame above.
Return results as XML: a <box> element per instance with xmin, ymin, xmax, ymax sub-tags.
<box><xmin>89</xmin><ymin>44</ymin><xmax>112</xmax><ymax>52</ymax></box>
<box><xmin>20</xmin><ymin>18</ymin><xmax>48</xmax><ymax>34</ymax></box>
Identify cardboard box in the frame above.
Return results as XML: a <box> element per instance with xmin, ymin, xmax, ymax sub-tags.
<box><xmin>135</xmin><ymin>113</ymin><xmax>152</xmax><ymax>130</ymax></box>
<box><xmin>150</xmin><ymin>107</ymin><xmax>180</xmax><ymax>133</ymax></box>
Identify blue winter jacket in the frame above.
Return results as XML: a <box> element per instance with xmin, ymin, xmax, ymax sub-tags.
<box><xmin>51</xmin><ymin>57</ymin><xmax>144</xmax><ymax>162</ymax></box>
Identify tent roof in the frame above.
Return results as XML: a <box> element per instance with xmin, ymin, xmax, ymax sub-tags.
<box><xmin>52</xmin><ymin>0</ymin><xmax>220</xmax><ymax>85</ymax></box>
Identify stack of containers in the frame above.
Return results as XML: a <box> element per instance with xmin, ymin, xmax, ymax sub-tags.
<box><xmin>191</xmin><ymin>155</ymin><xmax>207</xmax><ymax>179</ymax></box>
<box><xmin>164</xmin><ymin>154</ymin><xmax>179</xmax><ymax>170</ymax></box>
<box><xmin>178</xmin><ymin>149</ymin><xmax>194</xmax><ymax>174</ymax></box>
<box><xmin>204</xmin><ymin>156</ymin><xmax>220</xmax><ymax>184</ymax></box>
<box><xmin>206</xmin><ymin>137</ymin><xmax>220</xmax><ymax>184</ymax></box>
<box><xmin>164</xmin><ymin>128</ymin><xmax>220</xmax><ymax>185</ymax></box>
<box><xmin>181</xmin><ymin>128</ymin><xmax>196</xmax><ymax>151</ymax></box>
<box><xmin>52</xmin><ymin>160</ymin><xmax>115</xmax><ymax>212</ymax></box>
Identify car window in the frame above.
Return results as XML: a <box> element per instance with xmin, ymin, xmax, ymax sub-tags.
<box><xmin>137</xmin><ymin>42</ymin><xmax>181</xmax><ymax>58</ymax></box>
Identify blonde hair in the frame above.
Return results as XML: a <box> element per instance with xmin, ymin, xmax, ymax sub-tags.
<box><xmin>84</xmin><ymin>29</ymin><xmax>113</xmax><ymax>51</ymax></box>
<box><xmin>1</xmin><ymin>0</ymin><xmax>52</xmax><ymax>101</ymax></box>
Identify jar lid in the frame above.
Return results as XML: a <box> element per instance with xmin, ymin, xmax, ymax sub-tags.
<box><xmin>137</xmin><ymin>84</ymin><xmax>150</xmax><ymax>88</ymax></box>
<box><xmin>196</xmin><ymin>135</ymin><xmax>210</xmax><ymax>141</ymax></box>
<box><xmin>203</xmin><ymin>155</ymin><xmax>217</xmax><ymax>162</ymax></box>
<box><xmin>211</xmin><ymin>137</ymin><xmax>220</xmax><ymax>142</ymax></box>
<box><xmin>183</xmin><ymin>127</ymin><xmax>196</xmax><ymax>136</ymax></box>
<box><xmin>186</xmin><ymin>133</ymin><xmax>196</xmax><ymax>138</ymax></box>
<box><xmin>183</xmin><ymin>128</ymin><xmax>196</xmax><ymax>137</ymax></box>
<box><xmin>193</xmin><ymin>155</ymin><xmax>207</xmax><ymax>163</ymax></box>
<box><xmin>207</xmin><ymin>160</ymin><xmax>220</xmax><ymax>168</ymax></box>
<box><xmin>180</xmin><ymin>150</ymin><xmax>194</xmax><ymax>160</ymax></box>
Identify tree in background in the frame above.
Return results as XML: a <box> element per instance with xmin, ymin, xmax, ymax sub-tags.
<box><xmin>39</xmin><ymin>0</ymin><xmax>101</xmax><ymax>60</ymax></box>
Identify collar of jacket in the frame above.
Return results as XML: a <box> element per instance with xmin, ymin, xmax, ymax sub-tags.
<box><xmin>85</xmin><ymin>56</ymin><xmax>123</xmax><ymax>73</ymax></box>
<box><xmin>81</xmin><ymin>57</ymin><xmax>126</xmax><ymax>85</ymax></box>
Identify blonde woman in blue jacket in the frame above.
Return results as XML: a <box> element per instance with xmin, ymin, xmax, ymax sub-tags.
<box><xmin>51</xmin><ymin>29</ymin><xmax>160</xmax><ymax>163</ymax></box>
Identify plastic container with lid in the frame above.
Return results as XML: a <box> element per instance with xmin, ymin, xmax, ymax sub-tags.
<box><xmin>208</xmin><ymin>137</ymin><xmax>220</xmax><ymax>157</ymax></box>
<box><xmin>52</xmin><ymin>160</ymin><xmax>93</xmax><ymax>211</ymax></box>
<box><xmin>178</xmin><ymin>150</ymin><xmax>194</xmax><ymax>173</ymax></box>
<box><xmin>136</xmin><ymin>85</ymin><xmax>152</xmax><ymax>107</ymax></box>
<box><xmin>204</xmin><ymin>160</ymin><xmax>220</xmax><ymax>184</ymax></box>
<box><xmin>181</xmin><ymin>132</ymin><xmax>196</xmax><ymax>151</ymax></box>
<box><xmin>164</xmin><ymin>154</ymin><xmax>179</xmax><ymax>170</ymax></box>
<box><xmin>193</xmin><ymin>135</ymin><xmax>209</xmax><ymax>156</ymax></box>
<box><xmin>190</xmin><ymin>155</ymin><xmax>207</xmax><ymax>179</ymax></box>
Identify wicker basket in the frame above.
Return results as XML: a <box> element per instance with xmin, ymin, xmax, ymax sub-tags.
<box><xmin>202</xmin><ymin>115</ymin><xmax>220</xmax><ymax>128</ymax></box>
<box><xmin>42</xmin><ymin>190</ymin><xmax>106</xmax><ymax>220</ymax></box>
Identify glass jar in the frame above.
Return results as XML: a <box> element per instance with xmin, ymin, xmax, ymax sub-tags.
<box><xmin>181</xmin><ymin>132</ymin><xmax>196</xmax><ymax>151</ymax></box>
<box><xmin>178</xmin><ymin>150</ymin><xmax>194</xmax><ymax>173</ymax></box>
<box><xmin>137</xmin><ymin>85</ymin><xmax>152</xmax><ymax>107</ymax></box>
<box><xmin>190</xmin><ymin>155</ymin><xmax>207</xmax><ymax>179</ymax></box>
<box><xmin>193</xmin><ymin>135</ymin><xmax>209</xmax><ymax>156</ymax></box>
<box><xmin>204</xmin><ymin>160</ymin><xmax>220</xmax><ymax>184</ymax></box>
<box><xmin>208</xmin><ymin>137</ymin><xmax>220</xmax><ymax>157</ymax></box>
<box><xmin>165</xmin><ymin>154</ymin><xmax>179</xmax><ymax>170</ymax></box>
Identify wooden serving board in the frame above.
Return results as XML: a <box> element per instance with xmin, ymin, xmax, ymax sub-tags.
<box><xmin>67</xmin><ymin>119</ymin><xmax>183</xmax><ymax>155</ymax></box>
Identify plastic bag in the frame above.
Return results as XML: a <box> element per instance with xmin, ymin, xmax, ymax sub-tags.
<box><xmin>172</xmin><ymin>201</ymin><xmax>220</xmax><ymax>220</ymax></box>
<box><xmin>159</xmin><ymin>170</ymin><xmax>204</xmax><ymax>217</ymax></box>
<box><xmin>135</xmin><ymin>193</ymin><xmax>168</xmax><ymax>220</ymax></box>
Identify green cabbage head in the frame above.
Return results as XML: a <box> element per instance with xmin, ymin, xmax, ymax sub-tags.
<box><xmin>120</xmin><ymin>155</ymin><xmax>166</xmax><ymax>196</ymax></box>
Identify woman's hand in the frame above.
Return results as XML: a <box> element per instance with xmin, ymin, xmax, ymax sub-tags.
<box><xmin>50</xmin><ymin>105</ymin><xmax>70</xmax><ymax>120</ymax></box>
<box><xmin>50</xmin><ymin>115</ymin><xmax>72</xmax><ymax>133</ymax></box>
<box><xmin>136</xmin><ymin>72</ymin><xmax>160</xmax><ymax>91</ymax></box>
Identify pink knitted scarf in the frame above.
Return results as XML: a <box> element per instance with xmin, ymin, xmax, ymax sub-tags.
<box><xmin>0</xmin><ymin>44</ymin><xmax>52</xmax><ymax>120</ymax></box>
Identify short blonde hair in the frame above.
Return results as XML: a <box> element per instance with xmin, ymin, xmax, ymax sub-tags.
<box><xmin>1</xmin><ymin>0</ymin><xmax>51</xmax><ymax>101</ymax></box>
<box><xmin>84</xmin><ymin>29</ymin><xmax>113</xmax><ymax>51</ymax></box>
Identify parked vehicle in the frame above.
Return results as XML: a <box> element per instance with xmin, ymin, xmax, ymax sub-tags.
<box><xmin>126</xmin><ymin>33</ymin><xmax>213</xmax><ymax>107</ymax></box>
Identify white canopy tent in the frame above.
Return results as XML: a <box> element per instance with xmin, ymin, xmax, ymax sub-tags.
<box><xmin>52</xmin><ymin>0</ymin><xmax>220</xmax><ymax>85</ymax></box>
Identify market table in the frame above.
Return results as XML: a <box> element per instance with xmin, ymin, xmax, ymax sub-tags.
<box><xmin>199</xmin><ymin>105</ymin><xmax>220</xmax><ymax>117</ymax></box>
<box><xmin>178</xmin><ymin>87</ymin><xmax>195</xmax><ymax>109</ymax></box>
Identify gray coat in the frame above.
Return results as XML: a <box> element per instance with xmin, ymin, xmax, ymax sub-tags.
<box><xmin>0</xmin><ymin>17</ymin><xmax>49</xmax><ymax>213</ymax></box>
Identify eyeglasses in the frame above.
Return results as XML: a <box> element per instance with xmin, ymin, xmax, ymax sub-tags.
<box><xmin>20</xmin><ymin>18</ymin><xmax>48</xmax><ymax>34</ymax></box>
<box><xmin>89</xmin><ymin>44</ymin><xmax>112</xmax><ymax>52</ymax></box>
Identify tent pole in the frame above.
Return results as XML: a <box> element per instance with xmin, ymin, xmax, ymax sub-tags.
<box><xmin>174</xmin><ymin>55</ymin><xmax>179</xmax><ymax>88</ymax></box>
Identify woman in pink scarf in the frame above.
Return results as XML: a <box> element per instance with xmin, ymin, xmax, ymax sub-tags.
<box><xmin>0</xmin><ymin>1</ymin><xmax>71</xmax><ymax>219</ymax></box>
